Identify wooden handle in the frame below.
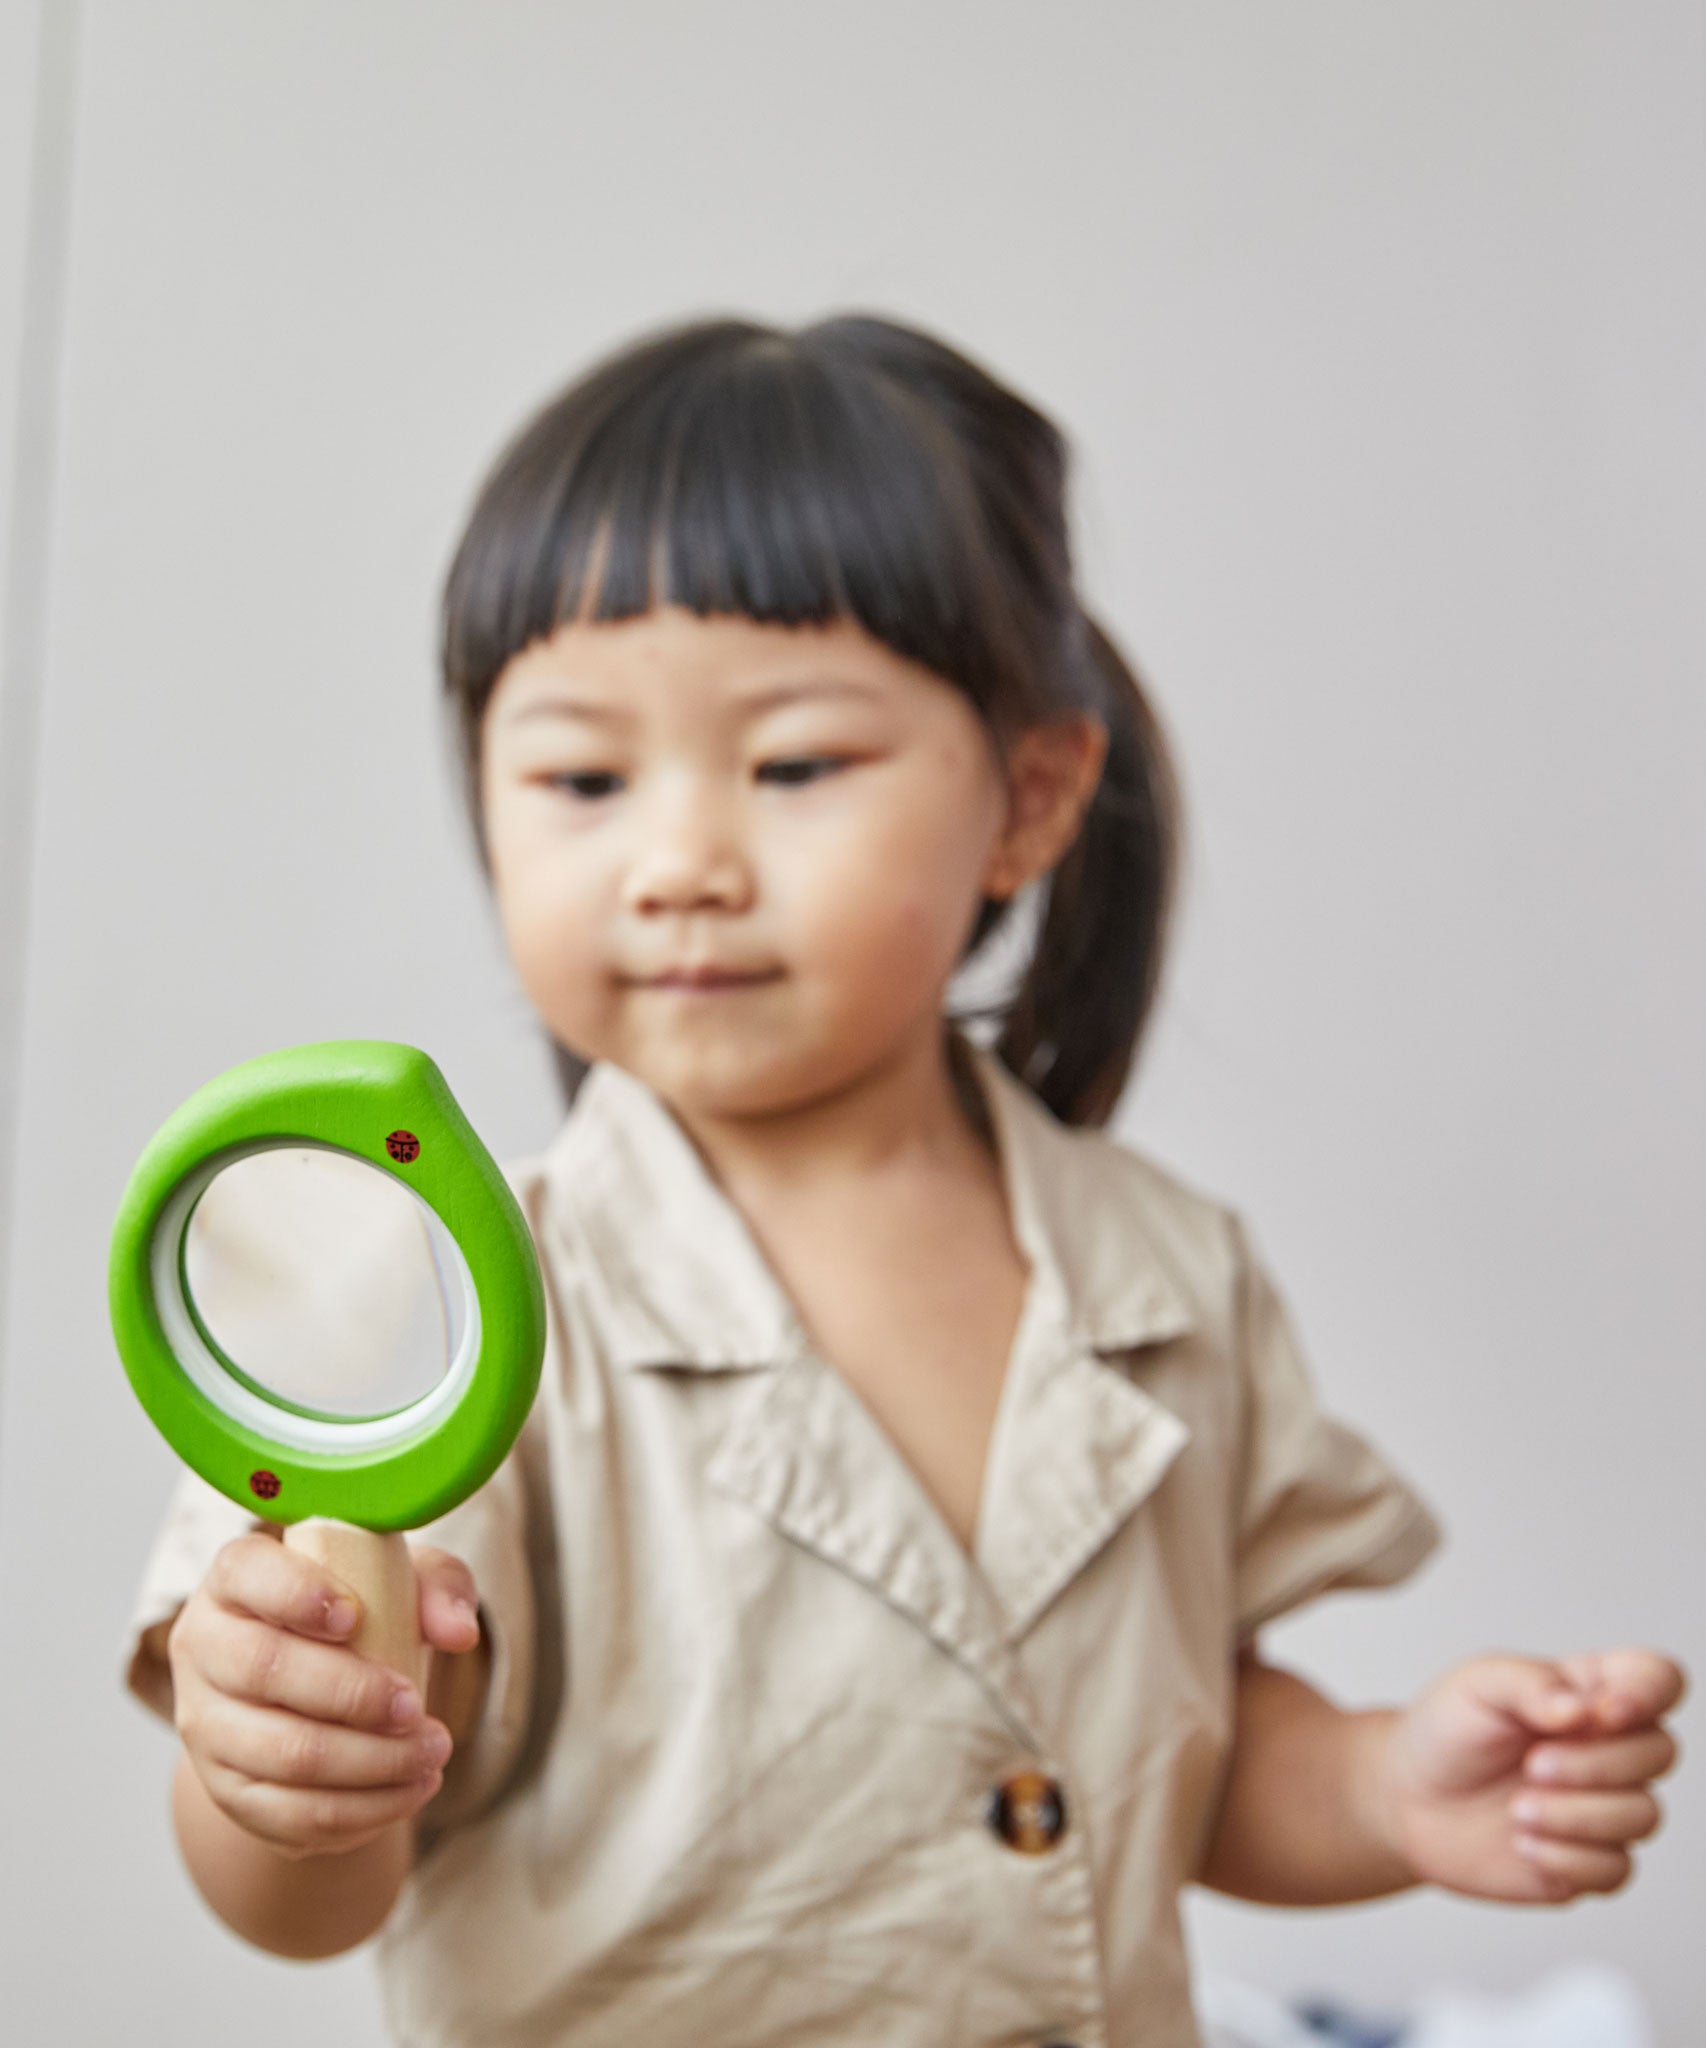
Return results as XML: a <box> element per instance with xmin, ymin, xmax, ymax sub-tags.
<box><xmin>284</xmin><ymin>1519</ymin><xmax>427</xmax><ymax>1694</ymax></box>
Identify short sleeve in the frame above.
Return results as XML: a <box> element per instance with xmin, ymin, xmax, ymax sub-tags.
<box><xmin>1229</xmin><ymin>1213</ymin><xmax>1443</xmax><ymax>1642</ymax></box>
<box><xmin>118</xmin><ymin>1450</ymin><xmax>539</xmax><ymax>1839</ymax></box>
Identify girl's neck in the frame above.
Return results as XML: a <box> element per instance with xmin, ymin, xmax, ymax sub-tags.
<box><xmin>667</xmin><ymin>1024</ymin><xmax>997</xmax><ymax>1217</ymax></box>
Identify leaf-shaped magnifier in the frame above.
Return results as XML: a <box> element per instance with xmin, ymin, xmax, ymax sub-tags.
<box><xmin>108</xmin><ymin>1041</ymin><xmax>547</xmax><ymax>1692</ymax></box>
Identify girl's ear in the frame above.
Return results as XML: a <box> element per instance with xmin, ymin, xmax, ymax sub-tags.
<box><xmin>981</xmin><ymin>713</ymin><xmax>1108</xmax><ymax>901</ymax></box>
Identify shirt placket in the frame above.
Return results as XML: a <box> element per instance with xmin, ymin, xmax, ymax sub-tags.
<box><xmin>703</xmin><ymin>1285</ymin><xmax>1190</xmax><ymax>2048</ymax></box>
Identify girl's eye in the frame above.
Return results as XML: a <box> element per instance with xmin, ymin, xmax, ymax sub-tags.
<box><xmin>543</xmin><ymin>758</ymin><xmax>849</xmax><ymax>800</ymax></box>
<box><xmin>547</xmin><ymin>771</ymin><xmax>624</xmax><ymax>801</ymax></box>
<box><xmin>756</xmin><ymin>756</ymin><xmax>848</xmax><ymax>787</ymax></box>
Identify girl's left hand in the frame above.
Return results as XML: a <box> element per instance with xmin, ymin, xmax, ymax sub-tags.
<box><xmin>1371</xmin><ymin>1647</ymin><xmax>1687</xmax><ymax>1903</ymax></box>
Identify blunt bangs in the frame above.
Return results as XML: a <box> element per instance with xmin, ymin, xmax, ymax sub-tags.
<box><xmin>441</xmin><ymin>321</ymin><xmax>1038</xmax><ymax>738</ymax></box>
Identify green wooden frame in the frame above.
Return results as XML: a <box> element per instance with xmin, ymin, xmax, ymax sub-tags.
<box><xmin>108</xmin><ymin>1041</ymin><xmax>546</xmax><ymax>1530</ymax></box>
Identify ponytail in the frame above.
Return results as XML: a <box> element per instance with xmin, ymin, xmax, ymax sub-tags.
<box><xmin>984</xmin><ymin>611</ymin><xmax>1184</xmax><ymax>1128</ymax></box>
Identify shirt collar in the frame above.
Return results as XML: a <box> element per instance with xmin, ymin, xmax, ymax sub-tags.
<box><xmin>539</xmin><ymin>1032</ymin><xmax>1199</xmax><ymax>1371</ymax></box>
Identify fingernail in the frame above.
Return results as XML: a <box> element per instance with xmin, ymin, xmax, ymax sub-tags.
<box><xmin>1529</xmin><ymin>1750</ymin><xmax>1562</xmax><ymax>1780</ymax></box>
<box><xmin>327</xmin><ymin>1597</ymin><xmax>358</xmax><ymax>1637</ymax></box>
<box><xmin>1512</xmin><ymin>1793</ymin><xmax>1545</xmax><ymax>1824</ymax></box>
<box><xmin>390</xmin><ymin>1684</ymin><xmax>422</xmax><ymax>1727</ymax></box>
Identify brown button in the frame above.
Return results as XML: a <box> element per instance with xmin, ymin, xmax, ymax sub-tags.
<box><xmin>987</xmin><ymin>1769</ymin><xmax>1067</xmax><ymax>1853</ymax></box>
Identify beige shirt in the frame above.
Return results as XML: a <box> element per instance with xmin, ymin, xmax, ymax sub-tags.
<box><xmin>123</xmin><ymin>1035</ymin><xmax>1442</xmax><ymax>2048</ymax></box>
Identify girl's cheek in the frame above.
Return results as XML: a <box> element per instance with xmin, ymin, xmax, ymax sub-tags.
<box><xmin>833</xmin><ymin>884</ymin><xmax>960</xmax><ymax>989</ymax></box>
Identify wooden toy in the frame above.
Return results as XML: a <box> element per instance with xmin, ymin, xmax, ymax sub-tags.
<box><xmin>109</xmin><ymin>1041</ymin><xmax>546</xmax><ymax>1689</ymax></box>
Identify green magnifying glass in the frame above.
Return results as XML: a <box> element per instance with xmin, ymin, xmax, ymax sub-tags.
<box><xmin>108</xmin><ymin>1041</ymin><xmax>547</xmax><ymax>1691</ymax></box>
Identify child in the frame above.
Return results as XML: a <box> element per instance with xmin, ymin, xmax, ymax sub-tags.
<box><xmin>123</xmin><ymin>313</ymin><xmax>1686</xmax><ymax>2048</ymax></box>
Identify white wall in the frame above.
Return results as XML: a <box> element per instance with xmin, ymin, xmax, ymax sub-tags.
<box><xmin>1</xmin><ymin>4</ymin><xmax>1700</xmax><ymax>2039</ymax></box>
<box><xmin>0</xmin><ymin>0</ymin><xmax>62</xmax><ymax>1474</ymax></box>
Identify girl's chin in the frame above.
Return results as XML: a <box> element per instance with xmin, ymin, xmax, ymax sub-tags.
<box><xmin>620</xmin><ymin>1040</ymin><xmax>850</xmax><ymax>1116</ymax></box>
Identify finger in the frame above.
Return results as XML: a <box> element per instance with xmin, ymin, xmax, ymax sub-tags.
<box><xmin>1557</xmin><ymin>1649</ymin><xmax>1689</xmax><ymax>1731</ymax></box>
<box><xmin>1592</xmin><ymin>1649</ymin><xmax>1687</xmax><ymax>1727</ymax></box>
<box><xmin>1525</xmin><ymin>1728</ymin><xmax>1679</xmax><ymax>1788</ymax></box>
<box><xmin>207</xmin><ymin>1533</ymin><xmax>366</xmax><ymax>1644</ymax></box>
<box><xmin>195</xmin><ymin>1695</ymin><xmax>454</xmax><ymax>1790</ymax></box>
<box><xmin>202</xmin><ymin>1757</ymin><xmax>443</xmax><ymax>1858</ymax></box>
<box><xmin>194</xmin><ymin>1611</ymin><xmax>425</xmax><ymax>1732</ymax></box>
<box><xmin>409</xmin><ymin>1545</ymin><xmax>482</xmax><ymax>1654</ymax></box>
<box><xmin>1510</xmin><ymin>1786</ymin><xmax>1662</xmax><ymax>1846</ymax></box>
<box><xmin>1511</xmin><ymin>1830</ymin><xmax>1633</xmax><ymax>1897</ymax></box>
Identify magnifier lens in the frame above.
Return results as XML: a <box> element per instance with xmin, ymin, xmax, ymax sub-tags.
<box><xmin>182</xmin><ymin>1146</ymin><xmax>468</xmax><ymax>1423</ymax></box>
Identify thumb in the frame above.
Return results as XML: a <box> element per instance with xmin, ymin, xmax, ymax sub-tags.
<box><xmin>409</xmin><ymin>1542</ymin><xmax>483</xmax><ymax>1655</ymax></box>
<box><xmin>1461</xmin><ymin>1654</ymin><xmax>1594</xmax><ymax>1739</ymax></box>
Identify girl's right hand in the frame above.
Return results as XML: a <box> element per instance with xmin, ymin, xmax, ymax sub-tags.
<box><xmin>167</xmin><ymin>1529</ymin><xmax>460</xmax><ymax>1861</ymax></box>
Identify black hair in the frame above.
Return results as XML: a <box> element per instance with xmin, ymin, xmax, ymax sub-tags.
<box><xmin>440</xmin><ymin>311</ymin><xmax>1184</xmax><ymax>1127</ymax></box>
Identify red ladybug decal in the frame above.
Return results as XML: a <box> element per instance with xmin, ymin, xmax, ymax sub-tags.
<box><xmin>386</xmin><ymin>1130</ymin><xmax>421</xmax><ymax>1164</ymax></box>
<box><xmin>249</xmin><ymin>1469</ymin><xmax>282</xmax><ymax>1500</ymax></box>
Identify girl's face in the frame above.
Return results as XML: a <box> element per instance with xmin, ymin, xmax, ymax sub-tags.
<box><xmin>478</xmin><ymin>604</ymin><xmax>1095</xmax><ymax>1121</ymax></box>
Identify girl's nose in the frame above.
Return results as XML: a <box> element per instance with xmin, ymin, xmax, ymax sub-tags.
<box><xmin>620</xmin><ymin>782</ymin><xmax>754</xmax><ymax>915</ymax></box>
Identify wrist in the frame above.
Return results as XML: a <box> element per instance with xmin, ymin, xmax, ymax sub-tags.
<box><xmin>172</xmin><ymin>1750</ymin><xmax>411</xmax><ymax>1955</ymax></box>
<box><xmin>1350</xmin><ymin>1706</ymin><xmax>1420</xmax><ymax>1890</ymax></box>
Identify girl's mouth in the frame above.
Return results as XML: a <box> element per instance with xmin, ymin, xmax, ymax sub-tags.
<box><xmin>640</xmin><ymin>967</ymin><xmax>782</xmax><ymax>991</ymax></box>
